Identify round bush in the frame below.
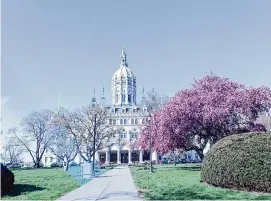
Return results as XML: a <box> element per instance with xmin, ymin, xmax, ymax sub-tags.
<box><xmin>201</xmin><ymin>132</ymin><xmax>271</xmax><ymax>193</ymax></box>
<box><xmin>1</xmin><ymin>163</ymin><xmax>15</xmax><ymax>192</ymax></box>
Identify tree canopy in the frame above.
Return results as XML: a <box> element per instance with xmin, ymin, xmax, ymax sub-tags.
<box><xmin>137</xmin><ymin>75</ymin><xmax>271</xmax><ymax>160</ymax></box>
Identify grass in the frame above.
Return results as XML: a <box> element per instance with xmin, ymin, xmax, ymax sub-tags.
<box><xmin>1</xmin><ymin>168</ymin><xmax>79</xmax><ymax>200</ymax></box>
<box><xmin>130</xmin><ymin>164</ymin><xmax>271</xmax><ymax>200</ymax></box>
<box><xmin>1</xmin><ymin>165</ymin><xmax>115</xmax><ymax>200</ymax></box>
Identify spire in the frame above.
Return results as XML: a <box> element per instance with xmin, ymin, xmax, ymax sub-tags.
<box><xmin>100</xmin><ymin>87</ymin><xmax>106</xmax><ymax>107</ymax></box>
<box><xmin>91</xmin><ymin>89</ymin><xmax>96</xmax><ymax>107</ymax></box>
<box><xmin>120</xmin><ymin>47</ymin><xmax>128</xmax><ymax>67</ymax></box>
<box><xmin>141</xmin><ymin>86</ymin><xmax>146</xmax><ymax>108</ymax></box>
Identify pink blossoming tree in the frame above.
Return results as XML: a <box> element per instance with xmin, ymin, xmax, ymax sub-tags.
<box><xmin>137</xmin><ymin>75</ymin><xmax>271</xmax><ymax>161</ymax></box>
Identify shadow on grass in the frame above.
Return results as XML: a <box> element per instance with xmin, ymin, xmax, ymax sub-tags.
<box><xmin>1</xmin><ymin>184</ymin><xmax>45</xmax><ymax>197</ymax></box>
<box><xmin>145</xmin><ymin>186</ymin><xmax>262</xmax><ymax>200</ymax></box>
<box><xmin>156</xmin><ymin>166</ymin><xmax>202</xmax><ymax>172</ymax></box>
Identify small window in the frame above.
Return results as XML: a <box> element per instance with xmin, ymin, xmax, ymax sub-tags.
<box><xmin>142</xmin><ymin>119</ymin><xmax>145</xmax><ymax>124</ymax></box>
<box><xmin>109</xmin><ymin>119</ymin><xmax>112</xmax><ymax>125</ymax></box>
<box><xmin>113</xmin><ymin>119</ymin><xmax>116</xmax><ymax>125</ymax></box>
<box><xmin>124</xmin><ymin>119</ymin><xmax>127</xmax><ymax>125</ymax></box>
<box><xmin>135</xmin><ymin>119</ymin><xmax>138</xmax><ymax>125</ymax></box>
<box><xmin>121</xmin><ymin>133</ymin><xmax>127</xmax><ymax>139</ymax></box>
<box><xmin>131</xmin><ymin>119</ymin><xmax>134</xmax><ymax>124</ymax></box>
<box><xmin>120</xmin><ymin>119</ymin><xmax>123</xmax><ymax>125</ymax></box>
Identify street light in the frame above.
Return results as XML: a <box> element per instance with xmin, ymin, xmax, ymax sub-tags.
<box><xmin>148</xmin><ymin>114</ymin><xmax>153</xmax><ymax>173</ymax></box>
<box><xmin>92</xmin><ymin>113</ymin><xmax>97</xmax><ymax>177</ymax></box>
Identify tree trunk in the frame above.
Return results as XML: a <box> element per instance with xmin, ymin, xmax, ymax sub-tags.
<box><xmin>64</xmin><ymin>163</ymin><xmax>69</xmax><ymax>171</ymax></box>
<box><xmin>63</xmin><ymin>156</ymin><xmax>69</xmax><ymax>171</ymax></box>
<box><xmin>196</xmin><ymin>150</ymin><xmax>204</xmax><ymax>161</ymax></box>
<box><xmin>35</xmin><ymin>162</ymin><xmax>41</xmax><ymax>168</ymax></box>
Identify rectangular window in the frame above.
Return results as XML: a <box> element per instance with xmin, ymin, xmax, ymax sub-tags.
<box><xmin>45</xmin><ymin>157</ymin><xmax>48</xmax><ymax>163</ymax></box>
<box><xmin>121</xmin><ymin>133</ymin><xmax>127</xmax><ymax>138</ymax></box>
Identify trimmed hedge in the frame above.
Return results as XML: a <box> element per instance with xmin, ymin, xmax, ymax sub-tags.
<box><xmin>201</xmin><ymin>132</ymin><xmax>271</xmax><ymax>193</ymax></box>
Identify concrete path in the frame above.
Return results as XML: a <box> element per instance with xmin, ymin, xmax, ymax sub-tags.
<box><xmin>58</xmin><ymin>166</ymin><xmax>141</xmax><ymax>201</ymax></box>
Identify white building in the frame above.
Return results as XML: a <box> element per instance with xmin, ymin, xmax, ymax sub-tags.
<box><xmin>43</xmin><ymin>48</ymin><xmax>158</xmax><ymax>166</ymax></box>
<box><xmin>85</xmin><ymin>47</ymin><xmax>158</xmax><ymax>165</ymax></box>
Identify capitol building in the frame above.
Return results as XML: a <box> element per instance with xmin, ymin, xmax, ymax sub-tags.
<box><xmin>43</xmin><ymin>48</ymin><xmax>159</xmax><ymax>166</ymax></box>
<box><xmin>85</xmin><ymin>47</ymin><xmax>159</xmax><ymax>165</ymax></box>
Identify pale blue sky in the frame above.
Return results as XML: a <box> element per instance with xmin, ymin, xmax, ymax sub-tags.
<box><xmin>2</xmin><ymin>0</ymin><xmax>271</xmax><ymax>132</ymax></box>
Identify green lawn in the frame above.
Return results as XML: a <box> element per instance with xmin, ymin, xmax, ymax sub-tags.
<box><xmin>130</xmin><ymin>164</ymin><xmax>271</xmax><ymax>200</ymax></box>
<box><xmin>1</xmin><ymin>168</ymin><xmax>79</xmax><ymax>200</ymax></box>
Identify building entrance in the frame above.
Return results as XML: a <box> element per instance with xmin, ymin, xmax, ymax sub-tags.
<box><xmin>121</xmin><ymin>151</ymin><xmax>128</xmax><ymax>163</ymax></box>
<box><xmin>110</xmin><ymin>151</ymin><xmax>117</xmax><ymax>163</ymax></box>
<box><xmin>131</xmin><ymin>151</ymin><xmax>139</xmax><ymax>162</ymax></box>
<box><xmin>99</xmin><ymin>152</ymin><xmax>106</xmax><ymax>164</ymax></box>
<box><xmin>143</xmin><ymin>151</ymin><xmax>150</xmax><ymax>161</ymax></box>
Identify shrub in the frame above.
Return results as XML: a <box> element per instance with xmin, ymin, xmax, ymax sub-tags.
<box><xmin>201</xmin><ymin>132</ymin><xmax>271</xmax><ymax>193</ymax></box>
<box><xmin>69</xmin><ymin>162</ymin><xmax>77</xmax><ymax>166</ymax></box>
<box><xmin>1</xmin><ymin>163</ymin><xmax>15</xmax><ymax>192</ymax></box>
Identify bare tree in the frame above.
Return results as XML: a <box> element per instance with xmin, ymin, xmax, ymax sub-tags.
<box><xmin>48</xmin><ymin>123</ymin><xmax>77</xmax><ymax>171</ymax></box>
<box><xmin>9</xmin><ymin>109</ymin><xmax>55</xmax><ymax>168</ymax></box>
<box><xmin>144</xmin><ymin>89</ymin><xmax>169</xmax><ymax>113</ymax></box>
<box><xmin>59</xmin><ymin>105</ymin><xmax>117</xmax><ymax>163</ymax></box>
<box><xmin>2</xmin><ymin>137</ymin><xmax>24</xmax><ymax>164</ymax></box>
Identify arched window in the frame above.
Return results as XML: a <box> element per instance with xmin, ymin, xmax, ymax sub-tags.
<box><xmin>142</xmin><ymin>119</ymin><xmax>145</xmax><ymax>124</ymax></box>
<box><xmin>131</xmin><ymin>119</ymin><xmax>134</xmax><ymax>124</ymax></box>
<box><xmin>120</xmin><ymin>119</ymin><xmax>123</xmax><ymax>125</ymax></box>
<box><xmin>124</xmin><ymin>119</ymin><xmax>127</xmax><ymax>125</ymax></box>
<box><xmin>135</xmin><ymin>119</ymin><xmax>138</xmax><ymax>125</ymax></box>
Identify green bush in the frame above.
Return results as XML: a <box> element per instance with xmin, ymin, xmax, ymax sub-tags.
<box><xmin>1</xmin><ymin>163</ymin><xmax>15</xmax><ymax>192</ymax></box>
<box><xmin>201</xmin><ymin>132</ymin><xmax>271</xmax><ymax>193</ymax></box>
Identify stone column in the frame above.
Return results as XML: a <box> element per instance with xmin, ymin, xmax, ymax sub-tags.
<box><xmin>117</xmin><ymin>150</ymin><xmax>121</xmax><ymax>164</ymax></box>
<box><xmin>95</xmin><ymin>152</ymin><xmax>100</xmax><ymax>163</ymax></box>
<box><xmin>139</xmin><ymin>151</ymin><xmax>143</xmax><ymax>163</ymax></box>
<box><xmin>128</xmin><ymin>150</ymin><xmax>132</xmax><ymax>164</ymax></box>
<box><xmin>106</xmin><ymin>151</ymin><xmax>110</xmax><ymax>164</ymax></box>
<box><xmin>152</xmin><ymin>151</ymin><xmax>158</xmax><ymax>163</ymax></box>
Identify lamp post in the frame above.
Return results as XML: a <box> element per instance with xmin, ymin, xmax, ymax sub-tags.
<box><xmin>148</xmin><ymin>114</ymin><xmax>153</xmax><ymax>173</ymax></box>
<box><xmin>92</xmin><ymin>113</ymin><xmax>97</xmax><ymax>177</ymax></box>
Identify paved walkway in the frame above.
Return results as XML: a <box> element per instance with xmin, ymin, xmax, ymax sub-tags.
<box><xmin>58</xmin><ymin>166</ymin><xmax>141</xmax><ymax>201</ymax></box>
